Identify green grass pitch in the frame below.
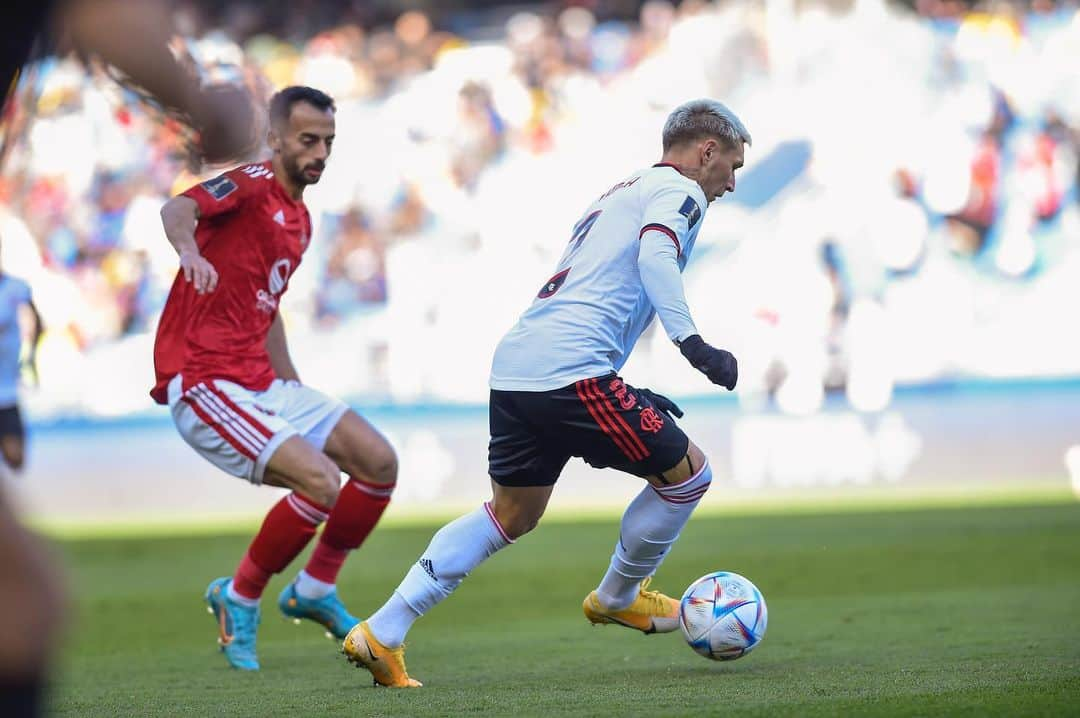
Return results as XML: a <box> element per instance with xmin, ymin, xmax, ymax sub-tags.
<box><xmin>50</xmin><ymin>499</ymin><xmax>1080</xmax><ymax>717</ymax></box>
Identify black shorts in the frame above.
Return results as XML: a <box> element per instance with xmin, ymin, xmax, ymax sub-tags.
<box><xmin>488</xmin><ymin>374</ymin><xmax>689</xmax><ymax>487</ymax></box>
<box><xmin>0</xmin><ymin>405</ymin><xmax>23</xmax><ymax>439</ymax></box>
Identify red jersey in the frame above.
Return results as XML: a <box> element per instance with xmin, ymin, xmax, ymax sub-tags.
<box><xmin>150</xmin><ymin>162</ymin><xmax>312</xmax><ymax>404</ymax></box>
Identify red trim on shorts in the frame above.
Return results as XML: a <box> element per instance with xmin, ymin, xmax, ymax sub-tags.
<box><xmin>575</xmin><ymin>379</ymin><xmax>639</xmax><ymax>461</ymax></box>
<box><xmin>588</xmin><ymin>378</ymin><xmax>648</xmax><ymax>461</ymax></box>
<box><xmin>189</xmin><ymin>385</ymin><xmax>267</xmax><ymax>453</ymax></box>
<box><xmin>575</xmin><ymin>379</ymin><xmax>644</xmax><ymax>462</ymax></box>
<box><xmin>182</xmin><ymin>396</ymin><xmax>258</xmax><ymax>461</ymax></box>
<box><xmin>590</xmin><ymin>378</ymin><xmax>650</xmax><ymax>459</ymax></box>
<box><xmin>640</xmin><ymin>224</ymin><xmax>682</xmax><ymax>256</ymax></box>
<box><xmin>206</xmin><ymin>383</ymin><xmax>274</xmax><ymax>439</ymax></box>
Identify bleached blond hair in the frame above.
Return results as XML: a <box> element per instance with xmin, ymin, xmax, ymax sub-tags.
<box><xmin>662</xmin><ymin>99</ymin><xmax>751</xmax><ymax>151</ymax></box>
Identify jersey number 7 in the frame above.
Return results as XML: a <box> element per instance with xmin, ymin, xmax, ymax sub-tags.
<box><xmin>537</xmin><ymin>210</ymin><xmax>602</xmax><ymax>299</ymax></box>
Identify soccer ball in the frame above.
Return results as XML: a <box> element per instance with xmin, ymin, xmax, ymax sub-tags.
<box><xmin>679</xmin><ymin>571</ymin><xmax>767</xmax><ymax>661</ymax></box>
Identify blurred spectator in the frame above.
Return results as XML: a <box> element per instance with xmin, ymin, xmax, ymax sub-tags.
<box><xmin>0</xmin><ymin>0</ymin><xmax>1077</xmax><ymax>417</ymax></box>
<box><xmin>316</xmin><ymin>207</ymin><xmax>386</xmax><ymax>323</ymax></box>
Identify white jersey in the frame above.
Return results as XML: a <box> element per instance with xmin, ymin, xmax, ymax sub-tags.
<box><xmin>490</xmin><ymin>164</ymin><xmax>708</xmax><ymax>391</ymax></box>
<box><xmin>0</xmin><ymin>275</ymin><xmax>31</xmax><ymax>406</ymax></box>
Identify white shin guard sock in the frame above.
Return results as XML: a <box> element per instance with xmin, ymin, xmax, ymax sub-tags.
<box><xmin>597</xmin><ymin>460</ymin><xmax>712</xmax><ymax>610</ymax></box>
<box><xmin>294</xmin><ymin>570</ymin><xmax>335</xmax><ymax>600</ymax></box>
<box><xmin>367</xmin><ymin>502</ymin><xmax>513</xmax><ymax>647</ymax></box>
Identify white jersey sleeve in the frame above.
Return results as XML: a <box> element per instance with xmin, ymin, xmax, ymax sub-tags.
<box><xmin>638</xmin><ymin>231</ymin><xmax>698</xmax><ymax>342</ymax></box>
<box><xmin>639</xmin><ymin>164</ymin><xmax>705</xmax><ymax>257</ymax></box>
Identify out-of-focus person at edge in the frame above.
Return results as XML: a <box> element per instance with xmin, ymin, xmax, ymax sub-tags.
<box><xmin>1</xmin><ymin>2</ymin><xmax>256</xmax><ymax>715</ymax></box>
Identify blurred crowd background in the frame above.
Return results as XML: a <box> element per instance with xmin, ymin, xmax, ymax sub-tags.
<box><xmin>1</xmin><ymin>0</ymin><xmax>1078</xmax><ymax>421</ymax></box>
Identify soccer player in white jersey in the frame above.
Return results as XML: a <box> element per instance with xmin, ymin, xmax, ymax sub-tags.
<box><xmin>0</xmin><ymin>266</ymin><xmax>42</xmax><ymax>472</ymax></box>
<box><xmin>344</xmin><ymin>99</ymin><xmax>749</xmax><ymax>687</ymax></box>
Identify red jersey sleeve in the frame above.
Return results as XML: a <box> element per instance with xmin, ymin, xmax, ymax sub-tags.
<box><xmin>181</xmin><ymin>165</ymin><xmax>261</xmax><ymax>219</ymax></box>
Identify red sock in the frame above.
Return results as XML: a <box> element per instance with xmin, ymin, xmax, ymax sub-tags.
<box><xmin>304</xmin><ymin>479</ymin><xmax>393</xmax><ymax>584</ymax></box>
<box><xmin>232</xmin><ymin>493</ymin><xmax>330</xmax><ymax>600</ymax></box>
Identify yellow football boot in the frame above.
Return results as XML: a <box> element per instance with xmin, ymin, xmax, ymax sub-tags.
<box><xmin>582</xmin><ymin>577</ymin><xmax>680</xmax><ymax>634</ymax></box>
<box><xmin>343</xmin><ymin>621</ymin><xmax>422</xmax><ymax>688</ymax></box>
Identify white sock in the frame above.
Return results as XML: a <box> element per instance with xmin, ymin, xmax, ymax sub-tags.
<box><xmin>294</xmin><ymin>569</ymin><xmax>335</xmax><ymax>600</ymax></box>
<box><xmin>367</xmin><ymin>502</ymin><xmax>512</xmax><ymax>647</ymax></box>
<box><xmin>596</xmin><ymin>460</ymin><xmax>712</xmax><ymax>610</ymax></box>
<box><xmin>226</xmin><ymin>581</ymin><xmax>260</xmax><ymax>607</ymax></box>
<box><xmin>366</xmin><ymin>592</ymin><xmax>420</xmax><ymax>647</ymax></box>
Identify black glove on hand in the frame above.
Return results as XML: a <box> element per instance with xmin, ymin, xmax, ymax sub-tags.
<box><xmin>637</xmin><ymin>388</ymin><xmax>683</xmax><ymax>418</ymax></box>
<box><xmin>678</xmin><ymin>334</ymin><xmax>738</xmax><ymax>390</ymax></box>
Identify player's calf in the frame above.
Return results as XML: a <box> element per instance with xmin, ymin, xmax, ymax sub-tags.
<box><xmin>487</xmin><ymin>484</ymin><xmax>553</xmax><ymax>540</ymax></box>
<box><xmin>590</xmin><ymin>445</ymin><xmax>713</xmax><ymax>624</ymax></box>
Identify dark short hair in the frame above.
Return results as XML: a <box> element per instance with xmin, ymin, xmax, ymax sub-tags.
<box><xmin>269</xmin><ymin>86</ymin><xmax>335</xmax><ymax>127</ymax></box>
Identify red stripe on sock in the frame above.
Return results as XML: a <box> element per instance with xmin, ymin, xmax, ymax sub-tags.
<box><xmin>287</xmin><ymin>493</ymin><xmax>328</xmax><ymax>524</ymax></box>
<box><xmin>236</xmin><ymin>493</ymin><xmax>329</xmax><ymax>598</ymax></box>
<box><xmin>654</xmin><ymin>461</ymin><xmax>711</xmax><ymax>504</ymax></box>
<box><xmin>304</xmin><ymin>478</ymin><xmax>393</xmax><ymax>583</ymax></box>
<box><xmin>656</xmin><ymin>486</ymin><xmax>710</xmax><ymax>504</ymax></box>
<box><xmin>483</xmin><ymin>501</ymin><xmax>514</xmax><ymax>544</ymax></box>
<box><xmin>350</xmin><ymin>477</ymin><xmax>395</xmax><ymax>498</ymax></box>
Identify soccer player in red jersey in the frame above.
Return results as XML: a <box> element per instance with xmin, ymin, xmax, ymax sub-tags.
<box><xmin>151</xmin><ymin>86</ymin><xmax>398</xmax><ymax>671</ymax></box>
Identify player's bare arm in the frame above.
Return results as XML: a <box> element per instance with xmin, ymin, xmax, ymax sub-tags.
<box><xmin>266</xmin><ymin>314</ymin><xmax>300</xmax><ymax>382</ymax></box>
<box><xmin>160</xmin><ymin>196</ymin><xmax>218</xmax><ymax>294</ymax></box>
<box><xmin>63</xmin><ymin>0</ymin><xmax>256</xmax><ymax>165</ymax></box>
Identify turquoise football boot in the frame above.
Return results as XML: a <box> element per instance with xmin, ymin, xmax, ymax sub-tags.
<box><xmin>278</xmin><ymin>580</ymin><xmax>359</xmax><ymax>640</ymax></box>
<box><xmin>205</xmin><ymin>577</ymin><xmax>260</xmax><ymax>671</ymax></box>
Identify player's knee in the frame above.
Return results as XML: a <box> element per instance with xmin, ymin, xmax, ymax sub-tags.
<box><xmin>305</xmin><ymin>456</ymin><xmax>343</xmax><ymax>508</ymax></box>
<box><xmin>340</xmin><ymin>441</ymin><xmax>397</xmax><ymax>487</ymax></box>
<box><xmin>367</xmin><ymin>443</ymin><xmax>398</xmax><ymax>487</ymax></box>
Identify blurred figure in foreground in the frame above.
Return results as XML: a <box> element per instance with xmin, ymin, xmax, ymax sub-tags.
<box><xmin>1</xmin><ymin>1</ymin><xmax>256</xmax><ymax>714</ymax></box>
<box><xmin>0</xmin><ymin>250</ymin><xmax>43</xmax><ymax>472</ymax></box>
